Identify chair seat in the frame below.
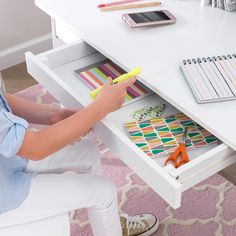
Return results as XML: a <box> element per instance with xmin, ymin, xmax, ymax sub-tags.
<box><xmin>0</xmin><ymin>213</ymin><xmax>70</xmax><ymax>236</ymax></box>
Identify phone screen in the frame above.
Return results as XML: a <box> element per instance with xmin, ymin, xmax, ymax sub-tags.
<box><xmin>128</xmin><ymin>11</ymin><xmax>170</xmax><ymax>24</ymax></box>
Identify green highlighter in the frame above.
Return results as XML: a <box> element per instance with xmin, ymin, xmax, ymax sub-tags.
<box><xmin>90</xmin><ymin>67</ymin><xmax>141</xmax><ymax>99</ymax></box>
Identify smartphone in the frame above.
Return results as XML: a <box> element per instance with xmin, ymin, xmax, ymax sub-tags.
<box><xmin>122</xmin><ymin>10</ymin><xmax>176</xmax><ymax>28</ymax></box>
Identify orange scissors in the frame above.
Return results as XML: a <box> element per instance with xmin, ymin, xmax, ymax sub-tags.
<box><xmin>164</xmin><ymin>127</ymin><xmax>190</xmax><ymax>168</ymax></box>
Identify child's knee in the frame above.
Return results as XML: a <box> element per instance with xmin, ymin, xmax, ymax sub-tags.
<box><xmin>103</xmin><ymin>177</ymin><xmax>117</xmax><ymax>196</ymax></box>
<box><xmin>96</xmin><ymin>176</ymin><xmax>117</xmax><ymax>208</ymax></box>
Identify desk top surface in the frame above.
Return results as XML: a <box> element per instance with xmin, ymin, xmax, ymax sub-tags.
<box><xmin>35</xmin><ymin>0</ymin><xmax>236</xmax><ymax>150</ymax></box>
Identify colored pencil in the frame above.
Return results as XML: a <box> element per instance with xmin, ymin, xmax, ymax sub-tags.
<box><xmin>100</xmin><ymin>2</ymin><xmax>161</xmax><ymax>11</ymax></box>
<box><xmin>98</xmin><ymin>0</ymin><xmax>141</xmax><ymax>8</ymax></box>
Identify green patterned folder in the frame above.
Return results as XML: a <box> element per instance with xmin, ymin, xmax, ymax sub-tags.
<box><xmin>125</xmin><ymin>113</ymin><xmax>218</xmax><ymax>158</ymax></box>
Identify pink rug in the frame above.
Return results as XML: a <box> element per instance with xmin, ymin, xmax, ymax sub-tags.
<box><xmin>16</xmin><ymin>84</ymin><xmax>236</xmax><ymax>236</ymax></box>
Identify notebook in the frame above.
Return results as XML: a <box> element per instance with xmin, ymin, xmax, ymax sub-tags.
<box><xmin>180</xmin><ymin>54</ymin><xmax>236</xmax><ymax>103</ymax></box>
<box><xmin>125</xmin><ymin>113</ymin><xmax>218</xmax><ymax>158</ymax></box>
<box><xmin>74</xmin><ymin>59</ymin><xmax>152</xmax><ymax>105</ymax></box>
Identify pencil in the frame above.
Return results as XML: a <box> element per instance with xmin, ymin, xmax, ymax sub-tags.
<box><xmin>100</xmin><ymin>2</ymin><xmax>161</xmax><ymax>11</ymax></box>
<box><xmin>98</xmin><ymin>0</ymin><xmax>141</xmax><ymax>8</ymax></box>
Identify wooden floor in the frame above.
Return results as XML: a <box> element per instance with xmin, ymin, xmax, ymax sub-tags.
<box><xmin>1</xmin><ymin>62</ymin><xmax>236</xmax><ymax>184</ymax></box>
<box><xmin>1</xmin><ymin>62</ymin><xmax>37</xmax><ymax>94</ymax></box>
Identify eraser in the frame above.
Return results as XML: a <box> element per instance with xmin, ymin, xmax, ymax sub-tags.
<box><xmin>98</xmin><ymin>4</ymin><xmax>106</xmax><ymax>8</ymax></box>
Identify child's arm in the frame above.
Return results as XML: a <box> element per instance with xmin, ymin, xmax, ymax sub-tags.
<box><xmin>17</xmin><ymin>77</ymin><xmax>136</xmax><ymax>161</ymax></box>
<box><xmin>5</xmin><ymin>93</ymin><xmax>77</xmax><ymax>125</ymax></box>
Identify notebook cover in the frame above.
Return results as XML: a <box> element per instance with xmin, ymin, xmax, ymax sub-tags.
<box><xmin>125</xmin><ymin>113</ymin><xmax>218</xmax><ymax>158</ymax></box>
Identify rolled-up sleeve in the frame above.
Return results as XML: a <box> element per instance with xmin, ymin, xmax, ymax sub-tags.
<box><xmin>0</xmin><ymin>109</ymin><xmax>28</xmax><ymax>158</ymax></box>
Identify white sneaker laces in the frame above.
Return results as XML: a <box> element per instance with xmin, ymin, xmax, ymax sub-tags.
<box><xmin>122</xmin><ymin>214</ymin><xmax>146</xmax><ymax>234</ymax></box>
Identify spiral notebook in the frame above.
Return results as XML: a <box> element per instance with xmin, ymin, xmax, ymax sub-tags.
<box><xmin>180</xmin><ymin>54</ymin><xmax>236</xmax><ymax>103</ymax></box>
<box><xmin>74</xmin><ymin>59</ymin><xmax>152</xmax><ymax>105</ymax></box>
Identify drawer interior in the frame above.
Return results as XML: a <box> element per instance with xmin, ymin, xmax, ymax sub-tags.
<box><xmin>108</xmin><ymin>95</ymin><xmax>219</xmax><ymax>166</ymax></box>
<box><xmin>26</xmin><ymin>40</ymin><xmax>235</xmax><ymax>208</ymax></box>
<box><xmin>37</xmin><ymin>41</ymin><xmax>222</xmax><ymax>166</ymax></box>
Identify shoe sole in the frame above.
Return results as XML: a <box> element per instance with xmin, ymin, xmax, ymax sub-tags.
<box><xmin>137</xmin><ymin>217</ymin><xmax>159</xmax><ymax>236</ymax></box>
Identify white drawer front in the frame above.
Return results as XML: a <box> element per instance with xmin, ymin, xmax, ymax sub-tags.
<box><xmin>25</xmin><ymin>41</ymin><xmax>235</xmax><ymax>209</ymax></box>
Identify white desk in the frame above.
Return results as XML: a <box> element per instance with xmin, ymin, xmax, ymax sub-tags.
<box><xmin>36</xmin><ymin>0</ymin><xmax>236</xmax><ymax>149</ymax></box>
<box><xmin>25</xmin><ymin>0</ymin><xmax>236</xmax><ymax>208</ymax></box>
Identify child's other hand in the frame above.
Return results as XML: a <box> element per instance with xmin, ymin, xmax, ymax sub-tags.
<box><xmin>95</xmin><ymin>76</ymin><xmax>136</xmax><ymax>115</ymax></box>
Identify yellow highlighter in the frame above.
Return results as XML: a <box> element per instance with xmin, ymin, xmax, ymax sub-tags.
<box><xmin>90</xmin><ymin>67</ymin><xmax>141</xmax><ymax>99</ymax></box>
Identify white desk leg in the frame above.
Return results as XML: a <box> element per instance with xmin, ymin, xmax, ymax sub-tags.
<box><xmin>51</xmin><ymin>18</ymin><xmax>65</xmax><ymax>48</ymax></box>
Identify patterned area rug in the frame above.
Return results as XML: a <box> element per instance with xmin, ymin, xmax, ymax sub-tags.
<box><xmin>16</xmin><ymin>84</ymin><xmax>236</xmax><ymax>236</ymax></box>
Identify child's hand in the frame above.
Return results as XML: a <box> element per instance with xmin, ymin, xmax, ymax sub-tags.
<box><xmin>94</xmin><ymin>76</ymin><xmax>136</xmax><ymax>115</ymax></box>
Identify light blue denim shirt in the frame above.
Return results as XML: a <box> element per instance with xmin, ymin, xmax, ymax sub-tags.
<box><xmin>0</xmin><ymin>78</ymin><xmax>33</xmax><ymax>214</ymax></box>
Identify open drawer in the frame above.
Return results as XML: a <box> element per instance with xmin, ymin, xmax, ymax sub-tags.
<box><xmin>25</xmin><ymin>40</ymin><xmax>236</xmax><ymax>209</ymax></box>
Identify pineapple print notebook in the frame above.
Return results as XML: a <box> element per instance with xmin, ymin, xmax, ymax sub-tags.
<box><xmin>125</xmin><ymin>113</ymin><xmax>218</xmax><ymax>158</ymax></box>
<box><xmin>74</xmin><ymin>59</ymin><xmax>152</xmax><ymax>105</ymax></box>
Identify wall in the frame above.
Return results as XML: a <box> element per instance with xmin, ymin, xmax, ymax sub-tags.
<box><xmin>0</xmin><ymin>0</ymin><xmax>52</xmax><ymax>70</ymax></box>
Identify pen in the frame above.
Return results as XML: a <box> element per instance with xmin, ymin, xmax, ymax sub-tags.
<box><xmin>98</xmin><ymin>0</ymin><xmax>141</xmax><ymax>8</ymax></box>
<box><xmin>90</xmin><ymin>67</ymin><xmax>141</xmax><ymax>99</ymax></box>
<box><xmin>100</xmin><ymin>2</ymin><xmax>161</xmax><ymax>11</ymax></box>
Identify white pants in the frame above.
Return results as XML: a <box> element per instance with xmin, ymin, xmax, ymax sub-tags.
<box><xmin>0</xmin><ymin>137</ymin><xmax>122</xmax><ymax>236</ymax></box>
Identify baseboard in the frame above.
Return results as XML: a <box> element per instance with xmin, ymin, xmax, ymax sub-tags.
<box><xmin>0</xmin><ymin>33</ymin><xmax>52</xmax><ymax>71</ymax></box>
